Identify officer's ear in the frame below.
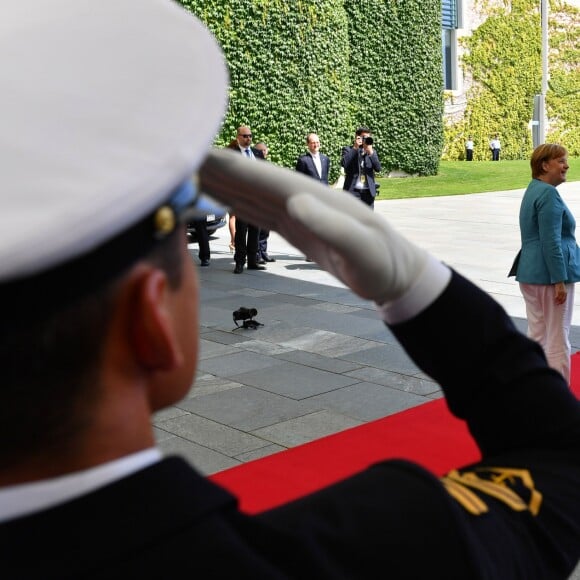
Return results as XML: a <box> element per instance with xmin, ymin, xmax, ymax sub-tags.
<box><xmin>126</xmin><ymin>266</ymin><xmax>182</xmax><ymax>372</ymax></box>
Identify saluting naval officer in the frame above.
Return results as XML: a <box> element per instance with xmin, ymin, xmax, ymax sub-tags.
<box><xmin>0</xmin><ymin>1</ymin><xmax>579</xmax><ymax>578</ymax></box>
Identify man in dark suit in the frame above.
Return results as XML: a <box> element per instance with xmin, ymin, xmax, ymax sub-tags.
<box><xmin>295</xmin><ymin>132</ymin><xmax>331</xmax><ymax>261</ymax></box>
<box><xmin>230</xmin><ymin>125</ymin><xmax>266</xmax><ymax>273</ymax></box>
<box><xmin>3</xmin><ymin>3</ymin><xmax>580</xmax><ymax>578</ymax></box>
<box><xmin>295</xmin><ymin>133</ymin><xmax>331</xmax><ymax>185</ymax></box>
<box><xmin>341</xmin><ymin>126</ymin><xmax>382</xmax><ymax>209</ymax></box>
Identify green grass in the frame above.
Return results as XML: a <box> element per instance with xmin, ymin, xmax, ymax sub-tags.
<box><xmin>376</xmin><ymin>158</ymin><xmax>580</xmax><ymax>200</ymax></box>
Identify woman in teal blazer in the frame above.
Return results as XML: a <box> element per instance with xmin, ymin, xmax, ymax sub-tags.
<box><xmin>512</xmin><ymin>143</ymin><xmax>577</xmax><ymax>383</ymax></box>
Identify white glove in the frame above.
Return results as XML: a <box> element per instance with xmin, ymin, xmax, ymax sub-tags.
<box><xmin>199</xmin><ymin>149</ymin><xmax>450</xmax><ymax>322</ymax></box>
<box><xmin>285</xmin><ymin>191</ymin><xmax>426</xmax><ymax>302</ymax></box>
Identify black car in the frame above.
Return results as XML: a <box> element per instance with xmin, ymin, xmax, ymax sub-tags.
<box><xmin>187</xmin><ymin>207</ymin><xmax>227</xmax><ymax>241</ymax></box>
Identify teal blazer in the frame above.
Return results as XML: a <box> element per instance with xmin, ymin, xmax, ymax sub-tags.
<box><xmin>513</xmin><ymin>178</ymin><xmax>580</xmax><ymax>284</ymax></box>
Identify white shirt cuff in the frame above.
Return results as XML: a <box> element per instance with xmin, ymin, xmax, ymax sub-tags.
<box><xmin>375</xmin><ymin>255</ymin><xmax>452</xmax><ymax>325</ymax></box>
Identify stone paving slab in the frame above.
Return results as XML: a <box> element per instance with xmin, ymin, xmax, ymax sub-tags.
<box><xmin>339</xmin><ymin>343</ymin><xmax>422</xmax><ymax>375</ymax></box>
<box><xmin>156</xmin><ymin>412</ymin><xmax>271</xmax><ymax>457</ymax></box>
<box><xmin>197</xmin><ymin>350</ymin><xmax>286</xmax><ymax>377</ymax></box>
<box><xmin>183</xmin><ymin>374</ymin><xmax>243</xmax><ymax>399</ymax></box>
<box><xmin>153</xmin><ymin>431</ymin><xmax>239</xmax><ymax>475</ymax></box>
<box><xmin>277</xmin><ymin>330</ymin><xmax>376</xmax><ymax>358</ymax></box>
<box><xmin>306</xmin><ymin>382</ymin><xmax>428</xmax><ymax>422</ymax></box>
<box><xmin>198</xmin><ymin>339</ymin><xmax>240</xmax><ymax>360</ymax></box>
<box><xmin>250</xmin><ymin>410</ymin><xmax>363</xmax><ymax>448</ymax></box>
<box><xmin>344</xmin><ymin>366</ymin><xmax>441</xmax><ymax>397</ymax></box>
<box><xmin>234</xmin><ymin>443</ymin><xmax>287</xmax><ymax>464</ymax></box>
<box><xmin>274</xmin><ymin>350</ymin><xmax>364</xmax><ymax>374</ymax></box>
<box><xmin>228</xmin><ymin>360</ymin><xmax>360</xmax><ymax>399</ymax></box>
<box><xmin>199</xmin><ymin>329</ymin><xmax>255</xmax><ymax>345</ymax></box>
<box><xmin>177</xmin><ymin>385</ymin><xmax>321</xmax><ymax>432</ymax></box>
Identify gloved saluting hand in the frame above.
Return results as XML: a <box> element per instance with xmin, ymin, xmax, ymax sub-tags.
<box><xmin>199</xmin><ymin>148</ymin><xmax>450</xmax><ymax>323</ymax></box>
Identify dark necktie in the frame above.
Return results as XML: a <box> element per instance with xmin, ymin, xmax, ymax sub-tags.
<box><xmin>245</xmin><ymin>148</ymin><xmax>251</xmax><ymax>157</ymax></box>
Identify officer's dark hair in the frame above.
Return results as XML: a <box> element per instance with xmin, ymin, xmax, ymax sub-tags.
<box><xmin>0</xmin><ymin>229</ymin><xmax>184</xmax><ymax>467</ymax></box>
<box><xmin>356</xmin><ymin>126</ymin><xmax>371</xmax><ymax>136</ymax></box>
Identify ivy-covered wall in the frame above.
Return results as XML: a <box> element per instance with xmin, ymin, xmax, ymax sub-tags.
<box><xmin>179</xmin><ymin>0</ymin><xmax>443</xmax><ymax>178</ymax></box>
<box><xmin>344</xmin><ymin>1</ymin><xmax>444</xmax><ymax>176</ymax></box>
<box><xmin>444</xmin><ymin>0</ymin><xmax>579</xmax><ymax>161</ymax></box>
<box><xmin>179</xmin><ymin>0</ymin><xmax>350</xmax><ymax>178</ymax></box>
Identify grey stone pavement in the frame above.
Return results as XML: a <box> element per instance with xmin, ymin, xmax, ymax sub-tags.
<box><xmin>154</xmin><ymin>179</ymin><xmax>580</xmax><ymax>578</ymax></box>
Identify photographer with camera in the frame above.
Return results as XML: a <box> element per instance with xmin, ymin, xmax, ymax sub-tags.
<box><xmin>341</xmin><ymin>126</ymin><xmax>382</xmax><ymax>209</ymax></box>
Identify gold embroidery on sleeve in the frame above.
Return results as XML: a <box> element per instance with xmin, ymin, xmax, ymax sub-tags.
<box><xmin>441</xmin><ymin>467</ymin><xmax>543</xmax><ymax>516</ymax></box>
<box><xmin>442</xmin><ymin>478</ymin><xmax>489</xmax><ymax>515</ymax></box>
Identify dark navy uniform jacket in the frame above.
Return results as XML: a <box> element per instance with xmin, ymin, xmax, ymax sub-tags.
<box><xmin>1</xmin><ymin>271</ymin><xmax>579</xmax><ymax>579</ymax></box>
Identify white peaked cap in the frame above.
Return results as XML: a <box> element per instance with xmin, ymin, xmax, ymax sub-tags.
<box><xmin>0</xmin><ymin>0</ymin><xmax>228</xmax><ymax>283</ymax></box>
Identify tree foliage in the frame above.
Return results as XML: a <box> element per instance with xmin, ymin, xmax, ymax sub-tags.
<box><xmin>444</xmin><ymin>0</ymin><xmax>579</xmax><ymax>161</ymax></box>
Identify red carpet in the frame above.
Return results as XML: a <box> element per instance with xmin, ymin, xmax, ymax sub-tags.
<box><xmin>211</xmin><ymin>353</ymin><xmax>580</xmax><ymax>514</ymax></box>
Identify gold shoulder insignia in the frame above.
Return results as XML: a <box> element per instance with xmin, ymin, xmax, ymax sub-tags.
<box><xmin>441</xmin><ymin>467</ymin><xmax>542</xmax><ymax>516</ymax></box>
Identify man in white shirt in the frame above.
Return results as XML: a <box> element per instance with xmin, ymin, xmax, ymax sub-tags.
<box><xmin>490</xmin><ymin>133</ymin><xmax>501</xmax><ymax>161</ymax></box>
<box><xmin>465</xmin><ymin>136</ymin><xmax>474</xmax><ymax>161</ymax></box>
<box><xmin>295</xmin><ymin>133</ymin><xmax>331</xmax><ymax>185</ymax></box>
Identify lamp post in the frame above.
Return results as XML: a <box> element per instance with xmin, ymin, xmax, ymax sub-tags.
<box><xmin>539</xmin><ymin>0</ymin><xmax>548</xmax><ymax>144</ymax></box>
<box><xmin>534</xmin><ymin>0</ymin><xmax>549</xmax><ymax>147</ymax></box>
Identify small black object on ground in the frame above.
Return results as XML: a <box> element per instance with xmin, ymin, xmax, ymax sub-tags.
<box><xmin>232</xmin><ymin>307</ymin><xmax>263</xmax><ymax>330</ymax></box>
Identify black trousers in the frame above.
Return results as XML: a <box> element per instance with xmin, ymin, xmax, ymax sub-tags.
<box><xmin>234</xmin><ymin>218</ymin><xmax>259</xmax><ymax>266</ymax></box>
<box><xmin>466</xmin><ymin>149</ymin><xmax>473</xmax><ymax>161</ymax></box>
<box><xmin>352</xmin><ymin>188</ymin><xmax>375</xmax><ymax>210</ymax></box>
<box><xmin>257</xmin><ymin>229</ymin><xmax>270</xmax><ymax>259</ymax></box>
<box><xmin>191</xmin><ymin>219</ymin><xmax>210</xmax><ymax>261</ymax></box>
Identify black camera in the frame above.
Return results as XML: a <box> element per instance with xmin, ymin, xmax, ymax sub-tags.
<box><xmin>232</xmin><ymin>307</ymin><xmax>263</xmax><ymax>330</ymax></box>
<box><xmin>233</xmin><ymin>307</ymin><xmax>257</xmax><ymax>322</ymax></box>
<box><xmin>362</xmin><ymin>136</ymin><xmax>373</xmax><ymax>146</ymax></box>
